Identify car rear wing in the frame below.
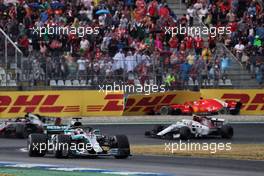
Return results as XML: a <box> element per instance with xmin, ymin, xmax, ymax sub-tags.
<box><xmin>211</xmin><ymin>118</ymin><xmax>226</xmax><ymax>127</ymax></box>
<box><xmin>211</xmin><ymin>118</ymin><xmax>225</xmax><ymax>122</ymax></box>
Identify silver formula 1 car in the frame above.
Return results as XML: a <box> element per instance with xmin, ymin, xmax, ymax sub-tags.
<box><xmin>0</xmin><ymin>113</ymin><xmax>45</xmax><ymax>138</ymax></box>
<box><xmin>145</xmin><ymin>115</ymin><xmax>234</xmax><ymax>140</ymax></box>
<box><xmin>0</xmin><ymin>113</ymin><xmax>62</xmax><ymax>138</ymax></box>
<box><xmin>28</xmin><ymin>118</ymin><xmax>130</xmax><ymax>159</ymax></box>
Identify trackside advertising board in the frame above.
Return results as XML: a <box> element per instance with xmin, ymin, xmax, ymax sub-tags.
<box><xmin>0</xmin><ymin>89</ymin><xmax>263</xmax><ymax>118</ymax></box>
<box><xmin>124</xmin><ymin>91</ymin><xmax>201</xmax><ymax>115</ymax></box>
<box><xmin>0</xmin><ymin>90</ymin><xmax>123</xmax><ymax>118</ymax></box>
<box><xmin>200</xmin><ymin>89</ymin><xmax>264</xmax><ymax>115</ymax></box>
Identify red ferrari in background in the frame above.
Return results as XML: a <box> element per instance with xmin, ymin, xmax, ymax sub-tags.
<box><xmin>155</xmin><ymin>98</ymin><xmax>242</xmax><ymax>116</ymax></box>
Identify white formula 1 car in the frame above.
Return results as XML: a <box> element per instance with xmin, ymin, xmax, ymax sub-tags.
<box><xmin>28</xmin><ymin>118</ymin><xmax>130</xmax><ymax>159</ymax></box>
<box><xmin>145</xmin><ymin>115</ymin><xmax>234</xmax><ymax>140</ymax></box>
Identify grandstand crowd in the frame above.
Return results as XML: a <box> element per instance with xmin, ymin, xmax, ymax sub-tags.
<box><xmin>187</xmin><ymin>0</ymin><xmax>264</xmax><ymax>85</ymax></box>
<box><xmin>0</xmin><ymin>0</ymin><xmax>263</xmax><ymax>89</ymax></box>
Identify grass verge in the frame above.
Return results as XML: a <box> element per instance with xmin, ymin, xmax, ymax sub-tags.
<box><xmin>131</xmin><ymin>144</ymin><xmax>264</xmax><ymax>160</ymax></box>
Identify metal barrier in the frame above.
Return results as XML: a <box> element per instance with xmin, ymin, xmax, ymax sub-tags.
<box><xmin>0</xmin><ymin>53</ymin><xmax>262</xmax><ymax>90</ymax></box>
<box><xmin>0</xmin><ymin>28</ymin><xmax>23</xmax><ymax>86</ymax></box>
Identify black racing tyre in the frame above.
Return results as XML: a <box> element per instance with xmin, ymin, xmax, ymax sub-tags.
<box><xmin>160</xmin><ymin>106</ymin><xmax>172</xmax><ymax>115</ymax></box>
<box><xmin>153</xmin><ymin>125</ymin><xmax>164</xmax><ymax>134</ymax></box>
<box><xmin>16</xmin><ymin>124</ymin><xmax>28</xmax><ymax>138</ymax></box>
<box><xmin>172</xmin><ymin>108</ymin><xmax>182</xmax><ymax>115</ymax></box>
<box><xmin>28</xmin><ymin>134</ymin><xmax>47</xmax><ymax>157</ymax></box>
<box><xmin>219</xmin><ymin>107</ymin><xmax>228</xmax><ymax>115</ymax></box>
<box><xmin>54</xmin><ymin>134</ymin><xmax>71</xmax><ymax>158</ymax></box>
<box><xmin>147</xmin><ymin>109</ymin><xmax>155</xmax><ymax>115</ymax></box>
<box><xmin>179</xmin><ymin>126</ymin><xmax>191</xmax><ymax>140</ymax></box>
<box><xmin>221</xmin><ymin>125</ymin><xmax>234</xmax><ymax>139</ymax></box>
<box><xmin>144</xmin><ymin>131</ymin><xmax>151</xmax><ymax>136</ymax></box>
<box><xmin>229</xmin><ymin>109</ymin><xmax>239</xmax><ymax>115</ymax></box>
<box><xmin>164</xmin><ymin>132</ymin><xmax>174</xmax><ymax>140</ymax></box>
<box><xmin>113</xmin><ymin>135</ymin><xmax>130</xmax><ymax>159</ymax></box>
<box><xmin>230</xmin><ymin>102</ymin><xmax>242</xmax><ymax>115</ymax></box>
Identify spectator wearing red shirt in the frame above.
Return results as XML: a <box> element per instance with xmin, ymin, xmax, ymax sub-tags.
<box><xmin>228</xmin><ymin>21</ymin><xmax>238</xmax><ymax>32</ymax></box>
<box><xmin>179</xmin><ymin>41</ymin><xmax>186</xmax><ymax>54</ymax></box>
<box><xmin>208</xmin><ymin>35</ymin><xmax>216</xmax><ymax>52</ymax></box>
<box><xmin>180</xmin><ymin>14</ymin><xmax>188</xmax><ymax>26</ymax></box>
<box><xmin>194</xmin><ymin>35</ymin><xmax>204</xmax><ymax>55</ymax></box>
<box><xmin>228</xmin><ymin>20</ymin><xmax>238</xmax><ymax>39</ymax></box>
<box><xmin>148</xmin><ymin>0</ymin><xmax>158</xmax><ymax>17</ymax></box>
<box><xmin>219</xmin><ymin>1</ymin><xmax>231</xmax><ymax>14</ymax></box>
<box><xmin>185</xmin><ymin>35</ymin><xmax>194</xmax><ymax>51</ymax></box>
<box><xmin>18</xmin><ymin>35</ymin><xmax>29</xmax><ymax>56</ymax></box>
<box><xmin>169</xmin><ymin>36</ymin><xmax>178</xmax><ymax>53</ymax></box>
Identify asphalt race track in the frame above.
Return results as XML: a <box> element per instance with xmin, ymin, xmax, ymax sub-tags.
<box><xmin>0</xmin><ymin>123</ymin><xmax>263</xmax><ymax>176</ymax></box>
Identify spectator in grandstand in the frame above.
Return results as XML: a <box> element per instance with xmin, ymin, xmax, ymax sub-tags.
<box><xmin>220</xmin><ymin>54</ymin><xmax>230</xmax><ymax>74</ymax></box>
<box><xmin>201</xmin><ymin>47</ymin><xmax>212</xmax><ymax>61</ymax></box>
<box><xmin>125</xmin><ymin>51</ymin><xmax>137</xmax><ymax>73</ymax></box>
<box><xmin>255</xmin><ymin>62</ymin><xmax>263</xmax><ymax>85</ymax></box>
<box><xmin>208</xmin><ymin>35</ymin><xmax>216</xmax><ymax>52</ymax></box>
<box><xmin>154</xmin><ymin>35</ymin><xmax>163</xmax><ymax>52</ymax></box>
<box><xmin>80</xmin><ymin>37</ymin><xmax>90</xmax><ymax>53</ymax></box>
<box><xmin>180</xmin><ymin>60</ymin><xmax>191</xmax><ymax>89</ymax></box>
<box><xmin>241</xmin><ymin>51</ymin><xmax>250</xmax><ymax>68</ymax></box>
<box><xmin>200</xmin><ymin>66</ymin><xmax>208</xmax><ymax>87</ymax></box>
<box><xmin>65</xmin><ymin>55</ymin><xmax>77</xmax><ymax>79</ymax></box>
<box><xmin>213</xmin><ymin>65</ymin><xmax>221</xmax><ymax>86</ymax></box>
<box><xmin>191</xmin><ymin>0</ymin><xmax>264</xmax><ymax>84</ymax></box>
<box><xmin>164</xmin><ymin>72</ymin><xmax>175</xmax><ymax>90</ymax></box>
<box><xmin>185</xmin><ymin>35</ymin><xmax>194</xmax><ymax>52</ymax></box>
<box><xmin>234</xmin><ymin>40</ymin><xmax>245</xmax><ymax>60</ymax></box>
<box><xmin>186</xmin><ymin>51</ymin><xmax>195</xmax><ymax>65</ymax></box>
<box><xmin>18</xmin><ymin>35</ymin><xmax>29</xmax><ymax>57</ymax></box>
<box><xmin>194</xmin><ymin>35</ymin><xmax>204</xmax><ymax>56</ymax></box>
<box><xmin>168</xmin><ymin>35</ymin><xmax>178</xmax><ymax>53</ymax></box>
<box><xmin>187</xmin><ymin>5</ymin><xmax>195</xmax><ymax>26</ymax></box>
<box><xmin>253</xmin><ymin>35</ymin><xmax>262</xmax><ymax>47</ymax></box>
<box><xmin>77</xmin><ymin>57</ymin><xmax>87</xmax><ymax>79</ymax></box>
<box><xmin>1</xmin><ymin>0</ymin><xmax>251</xmax><ymax>89</ymax></box>
<box><xmin>248</xmin><ymin>2</ymin><xmax>257</xmax><ymax>19</ymax></box>
<box><xmin>197</xmin><ymin>5</ymin><xmax>208</xmax><ymax>23</ymax></box>
<box><xmin>113</xmin><ymin>49</ymin><xmax>125</xmax><ymax>72</ymax></box>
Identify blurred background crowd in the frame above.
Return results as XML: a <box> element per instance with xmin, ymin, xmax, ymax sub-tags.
<box><xmin>0</xmin><ymin>0</ymin><xmax>263</xmax><ymax>89</ymax></box>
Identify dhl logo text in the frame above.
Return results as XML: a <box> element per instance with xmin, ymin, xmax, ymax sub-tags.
<box><xmin>125</xmin><ymin>94</ymin><xmax>177</xmax><ymax>112</ymax></box>
<box><xmin>86</xmin><ymin>94</ymin><xmax>124</xmax><ymax>112</ymax></box>
<box><xmin>0</xmin><ymin>94</ymin><xmax>125</xmax><ymax>114</ymax></box>
<box><xmin>0</xmin><ymin>92</ymin><xmax>262</xmax><ymax>115</ymax></box>
<box><xmin>0</xmin><ymin>95</ymin><xmax>64</xmax><ymax>113</ymax></box>
<box><xmin>221</xmin><ymin>93</ymin><xmax>264</xmax><ymax>111</ymax></box>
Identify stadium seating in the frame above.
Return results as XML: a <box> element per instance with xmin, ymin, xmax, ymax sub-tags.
<box><xmin>65</xmin><ymin>80</ymin><xmax>72</xmax><ymax>86</ymax></box>
<box><xmin>0</xmin><ymin>0</ymin><xmax>262</xmax><ymax>90</ymax></box>
<box><xmin>72</xmin><ymin>80</ymin><xmax>80</xmax><ymax>86</ymax></box>
<box><xmin>8</xmin><ymin>80</ymin><xmax>17</xmax><ymax>87</ymax></box>
<box><xmin>49</xmin><ymin>79</ymin><xmax>89</xmax><ymax>87</ymax></box>
<box><xmin>57</xmin><ymin>80</ymin><xmax>64</xmax><ymax>86</ymax></box>
<box><xmin>50</xmin><ymin>80</ymin><xmax>57</xmax><ymax>86</ymax></box>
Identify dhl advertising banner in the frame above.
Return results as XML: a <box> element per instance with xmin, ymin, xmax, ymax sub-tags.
<box><xmin>124</xmin><ymin>91</ymin><xmax>201</xmax><ymax>115</ymax></box>
<box><xmin>0</xmin><ymin>91</ymin><xmax>124</xmax><ymax>118</ymax></box>
<box><xmin>1</xmin><ymin>89</ymin><xmax>262</xmax><ymax>118</ymax></box>
<box><xmin>200</xmin><ymin>89</ymin><xmax>264</xmax><ymax>115</ymax></box>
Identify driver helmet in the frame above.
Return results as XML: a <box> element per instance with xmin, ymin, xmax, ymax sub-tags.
<box><xmin>70</xmin><ymin>120</ymin><xmax>76</xmax><ymax>126</ymax></box>
<box><xmin>55</xmin><ymin>118</ymin><xmax>62</xmax><ymax>126</ymax></box>
<box><xmin>192</xmin><ymin>114</ymin><xmax>200</xmax><ymax>122</ymax></box>
<box><xmin>74</xmin><ymin>128</ymin><xmax>84</xmax><ymax>135</ymax></box>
